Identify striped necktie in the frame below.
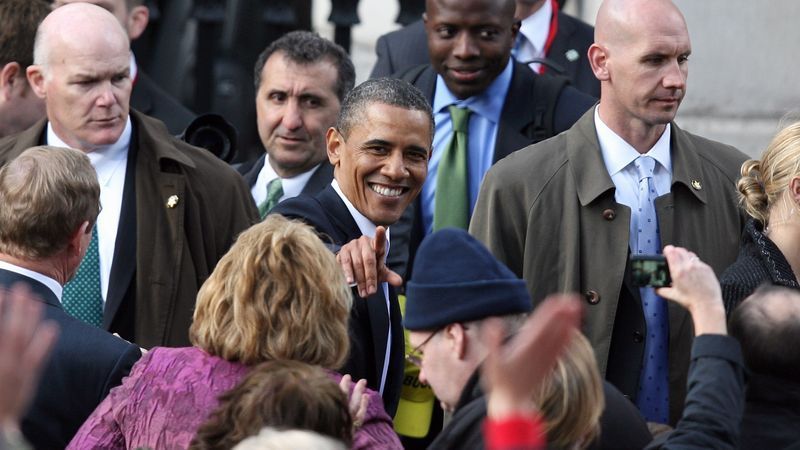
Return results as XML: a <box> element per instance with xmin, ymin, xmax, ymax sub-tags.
<box><xmin>258</xmin><ymin>178</ymin><xmax>284</xmax><ymax>219</ymax></box>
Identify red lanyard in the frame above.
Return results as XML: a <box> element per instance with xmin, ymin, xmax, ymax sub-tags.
<box><xmin>539</xmin><ymin>0</ymin><xmax>560</xmax><ymax>74</ymax></box>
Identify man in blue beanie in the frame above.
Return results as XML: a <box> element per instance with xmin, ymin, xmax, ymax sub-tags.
<box><xmin>404</xmin><ymin>228</ymin><xmax>652</xmax><ymax>449</ymax></box>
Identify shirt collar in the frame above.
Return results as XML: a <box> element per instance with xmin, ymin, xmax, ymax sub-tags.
<box><xmin>518</xmin><ymin>0</ymin><xmax>553</xmax><ymax>56</ymax></box>
<box><xmin>331</xmin><ymin>180</ymin><xmax>390</xmax><ymax>249</ymax></box>
<box><xmin>595</xmin><ymin>106</ymin><xmax>672</xmax><ymax>176</ymax></box>
<box><xmin>259</xmin><ymin>157</ymin><xmax>320</xmax><ymax>199</ymax></box>
<box><xmin>0</xmin><ymin>260</ymin><xmax>63</xmax><ymax>301</ymax></box>
<box><xmin>129</xmin><ymin>52</ymin><xmax>138</xmax><ymax>82</ymax></box>
<box><xmin>432</xmin><ymin>58</ymin><xmax>514</xmax><ymax>123</ymax></box>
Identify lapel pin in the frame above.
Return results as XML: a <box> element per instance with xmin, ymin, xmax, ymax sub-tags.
<box><xmin>565</xmin><ymin>49</ymin><xmax>580</xmax><ymax>62</ymax></box>
<box><xmin>166</xmin><ymin>195</ymin><xmax>180</xmax><ymax>208</ymax></box>
<box><xmin>691</xmin><ymin>180</ymin><xmax>702</xmax><ymax>190</ymax></box>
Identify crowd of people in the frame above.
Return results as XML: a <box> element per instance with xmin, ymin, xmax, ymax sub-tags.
<box><xmin>0</xmin><ymin>0</ymin><xmax>798</xmax><ymax>449</ymax></box>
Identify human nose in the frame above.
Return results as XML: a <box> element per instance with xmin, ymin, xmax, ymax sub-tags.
<box><xmin>95</xmin><ymin>82</ymin><xmax>116</xmax><ymax>107</ymax></box>
<box><xmin>381</xmin><ymin>150</ymin><xmax>408</xmax><ymax>180</ymax></box>
<box><xmin>662</xmin><ymin>60</ymin><xmax>687</xmax><ymax>91</ymax></box>
<box><xmin>281</xmin><ymin>99</ymin><xmax>303</xmax><ymax>131</ymax></box>
<box><xmin>452</xmin><ymin>32</ymin><xmax>479</xmax><ymax>59</ymax></box>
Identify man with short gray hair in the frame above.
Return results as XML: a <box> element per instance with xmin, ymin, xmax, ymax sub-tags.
<box><xmin>0</xmin><ymin>146</ymin><xmax>141</xmax><ymax>449</ymax></box>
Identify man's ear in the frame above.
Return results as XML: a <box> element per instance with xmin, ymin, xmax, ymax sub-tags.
<box><xmin>326</xmin><ymin>127</ymin><xmax>343</xmax><ymax>167</ymax></box>
<box><xmin>68</xmin><ymin>221</ymin><xmax>91</xmax><ymax>258</ymax></box>
<box><xmin>445</xmin><ymin>323</ymin><xmax>468</xmax><ymax>360</ymax></box>
<box><xmin>0</xmin><ymin>62</ymin><xmax>24</xmax><ymax>100</ymax></box>
<box><xmin>26</xmin><ymin>65</ymin><xmax>47</xmax><ymax>100</ymax></box>
<box><xmin>126</xmin><ymin>5</ymin><xmax>150</xmax><ymax>41</ymax></box>
<box><xmin>588</xmin><ymin>43</ymin><xmax>609</xmax><ymax>81</ymax></box>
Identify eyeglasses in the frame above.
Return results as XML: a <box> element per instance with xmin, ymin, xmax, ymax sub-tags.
<box><xmin>405</xmin><ymin>328</ymin><xmax>443</xmax><ymax>367</ymax></box>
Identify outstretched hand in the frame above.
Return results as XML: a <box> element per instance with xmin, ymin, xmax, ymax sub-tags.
<box><xmin>481</xmin><ymin>294</ymin><xmax>583</xmax><ymax>419</ymax></box>
<box><xmin>337</xmin><ymin>226</ymin><xmax>403</xmax><ymax>298</ymax></box>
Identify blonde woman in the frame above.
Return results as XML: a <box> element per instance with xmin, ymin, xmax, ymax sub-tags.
<box><xmin>720</xmin><ymin>121</ymin><xmax>800</xmax><ymax>312</ymax></box>
<box><xmin>68</xmin><ymin>215</ymin><xmax>401</xmax><ymax>449</ymax></box>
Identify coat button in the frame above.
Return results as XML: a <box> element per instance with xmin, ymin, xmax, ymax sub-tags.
<box><xmin>584</xmin><ymin>290</ymin><xmax>600</xmax><ymax>304</ymax></box>
<box><xmin>602</xmin><ymin>208</ymin><xmax>616</xmax><ymax>220</ymax></box>
<box><xmin>633</xmin><ymin>331</ymin><xmax>644</xmax><ymax>343</ymax></box>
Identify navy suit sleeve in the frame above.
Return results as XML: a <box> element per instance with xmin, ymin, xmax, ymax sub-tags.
<box><xmin>647</xmin><ymin>335</ymin><xmax>745</xmax><ymax>450</ymax></box>
<box><xmin>100</xmin><ymin>344</ymin><xmax>142</xmax><ymax>401</ymax></box>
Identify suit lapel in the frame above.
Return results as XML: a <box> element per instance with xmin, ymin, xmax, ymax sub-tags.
<box><xmin>301</xmin><ymin>163</ymin><xmax>334</xmax><ymax>195</ymax></box>
<box><xmin>548</xmin><ymin>11</ymin><xmax>580</xmax><ymax>84</ymax></box>
<box><xmin>103</xmin><ymin>129</ymin><xmax>139</xmax><ymax>329</ymax></box>
<box><xmin>241</xmin><ymin>154</ymin><xmax>265</xmax><ymax>188</ymax></box>
<box><xmin>317</xmin><ymin>186</ymin><xmax>391</xmax><ymax>387</ymax></box>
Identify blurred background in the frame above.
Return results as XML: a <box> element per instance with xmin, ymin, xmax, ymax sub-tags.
<box><xmin>135</xmin><ymin>0</ymin><xmax>800</xmax><ymax>161</ymax></box>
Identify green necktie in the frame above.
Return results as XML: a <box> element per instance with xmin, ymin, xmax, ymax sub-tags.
<box><xmin>258</xmin><ymin>177</ymin><xmax>284</xmax><ymax>219</ymax></box>
<box><xmin>62</xmin><ymin>225</ymin><xmax>104</xmax><ymax>327</ymax></box>
<box><xmin>433</xmin><ymin>105</ymin><xmax>471</xmax><ymax>230</ymax></box>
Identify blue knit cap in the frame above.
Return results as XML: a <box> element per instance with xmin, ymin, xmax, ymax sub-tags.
<box><xmin>404</xmin><ymin>228</ymin><xmax>532</xmax><ymax>331</ymax></box>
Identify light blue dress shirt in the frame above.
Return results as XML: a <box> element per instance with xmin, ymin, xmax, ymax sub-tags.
<box><xmin>421</xmin><ymin>59</ymin><xmax>514</xmax><ymax>235</ymax></box>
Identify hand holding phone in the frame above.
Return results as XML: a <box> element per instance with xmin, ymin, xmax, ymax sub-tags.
<box><xmin>631</xmin><ymin>255</ymin><xmax>671</xmax><ymax>288</ymax></box>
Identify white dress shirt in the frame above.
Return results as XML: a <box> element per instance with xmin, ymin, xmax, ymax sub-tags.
<box><xmin>331</xmin><ymin>179</ymin><xmax>392</xmax><ymax>395</ymax></box>
<box><xmin>595</xmin><ymin>107</ymin><xmax>672</xmax><ymax>252</ymax></box>
<box><xmin>516</xmin><ymin>0</ymin><xmax>553</xmax><ymax>73</ymax></box>
<box><xmin>47</xmin><ymin>118</ymin><xmax>133</xmax><ymax>303</ymax></box>
<box><xmin>250</xmin><ymin>158</ymin><xmax>319</xmax><ymax>206</ymax></box>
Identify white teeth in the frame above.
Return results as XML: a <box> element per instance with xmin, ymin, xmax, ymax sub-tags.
<box><xmin>370</xmin><ymin>184</ymin><xmax>403</xmax><ymax>197</ymax></box>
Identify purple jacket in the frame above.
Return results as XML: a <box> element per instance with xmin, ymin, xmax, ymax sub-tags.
<box><xmin>67</xmin><ymin>347</ymin><xmax>402</xmax><ymax>449</ymax></box>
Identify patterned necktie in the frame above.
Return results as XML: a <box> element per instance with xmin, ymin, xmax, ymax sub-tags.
<box><xmin>633</xmin><ymin>155</ymin><xmax>670</xmax><ymax>424</ymax></box>
<box><xmin>258</xmin><ymin>178</ymin><xmax>284</xmax><ymax>219</ymax></box>
<box><xmin>434</xmin><ymin>106</ymin><xmax>471</xmax><ymax>230</ymax></box>
<box><xmin>62</xmin><ymin>225</ymin><xmax>104</xmax><ymax>327</ymax></box>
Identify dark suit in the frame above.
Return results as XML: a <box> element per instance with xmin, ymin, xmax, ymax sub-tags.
<box><xmin>370</xmin><ymin>15</ymin><xmax>600</xmax><ymax>97</ymax></box>
<box><xmin>271</xmin><ymin>185</ymin><xmax>404</xmax><ymax>416</ymax></box>
<box><xmin>131</xmin><ymin>71</ymin><xmax>196</xmax><ymax>135</ymax></box>
<box><xmin>0</xmin><ymin>269</ymin><xmax>141</xmax><ymax>449</ymax></box>
<box><xmin>237</xmin><ymin>154</ymin><xmax>335</xmax><ymax>198</ymax></box>
<box><xmin>0</xmin><ymin>111</ymin><xmax>258</xmax><ymax>348</ymax></box>
<box><xmin>390</xmin><ymin>62</ymin><xmax>595</xmax><ymax>280</ymax></box>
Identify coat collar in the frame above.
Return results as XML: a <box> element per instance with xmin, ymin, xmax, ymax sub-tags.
<box><xmin>130</xmin><ymin>109</ymin><xmax>196</xmax><ymax>169</ymax></box>
<box><xmin>569</xmin><ymin>108</ymin><xmax>708</xmax><ymax>206</ymax></box>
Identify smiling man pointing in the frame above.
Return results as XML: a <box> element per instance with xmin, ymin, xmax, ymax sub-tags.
<box><xmin>272</xmin><ymin>77</ymin><xmax>434</xmax><ymax>416</ymax></box>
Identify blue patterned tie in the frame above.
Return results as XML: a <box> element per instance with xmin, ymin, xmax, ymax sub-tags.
<box><xmin>62</xmin><ymin>225</ymin><xmax>104</xmax><ymax>327</ymax></box>
<box><xmin>633</xmin><ymin>156</ymin><xmax>670</xmax><ymax>423</ymax></box>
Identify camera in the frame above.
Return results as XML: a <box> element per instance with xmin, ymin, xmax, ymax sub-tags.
<box><xmin>630</xmin><ymin>255</ymin><xmax>671</xmax><ymax>288</ymax></box>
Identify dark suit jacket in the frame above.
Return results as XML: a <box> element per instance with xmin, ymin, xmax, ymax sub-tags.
<box><xmin>237</xmin><ymin>154</ymin><xmax>335</xmax><ymax>198</ymax></box>
<box><xmin>370</xmin><ymin>15</ymin><xmax>600</xmax><ymax>97</ymax></box>
<box><xmin>0</xmin><ymin>111</ymin><xmax>258</xmax><ymax>348</ymax></box>
<box><xmin>131</xmin><ymin>71</ymin><xmax>196</xmax><ymax>135</ymax></box>
<box><xmin>271</xmin><ymin>185</ymin><xmax>404</xmax><ymax>416</ymax></box>
<box><xmin>0</xmin><ymin>269</ymin><xmax>141</xmax><ymax>449</ymax></box>
<box><xmin>389</xmin><ymin>62</ymin><xmax>595</xmax><ymax>280</ymax></box>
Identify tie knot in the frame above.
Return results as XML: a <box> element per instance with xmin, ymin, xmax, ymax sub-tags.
<box><xmin>448</xmin><ymin>105</ymin><xmax>471</xmax><ymax>133</ymax></box>
<box><xmin>635</xmin><ymin>156</ymin><xmax>656</xmax><ymax>181</ymax></box>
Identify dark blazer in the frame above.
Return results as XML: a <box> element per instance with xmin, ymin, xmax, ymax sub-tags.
<box><xmin>0</xmin><ymin>269</ymin><xmax>141</xmax><ymax>449</ymax></box>
<box><xmin>390</xmin><ymin>62</ymin><xmax>595</xmax><ymax>280</ymax></box>
<box><xmin>131</xmin><ymin>71</ymin><xmax>196</xmax><ymax>135</ymax></box>
<box><xmin>370</xmin><ymin>15</ymin><xmax>600</xmax><ymax>97</ymax></box>
<box><xmin>0</xmin><ymin>111</ymin><xmax>258</xmax><ymax>348</ymax></box>
<box><xmin>237</xmin><ymin>154</ymin><xmax>335</xmax><ymax>198</ymax></box>
<box><xmin>271</xmin><ymin>185</ymin><xmax>404</xmax><ymax>416</ymax></box>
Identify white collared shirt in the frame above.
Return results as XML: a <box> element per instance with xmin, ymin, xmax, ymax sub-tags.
<box><xmin>595</xmin><ymin>107</ymin><xmax>672</xmax><ymax>251</ymax></box>
<box><xmin>0</xmin><ymin>260</ymin><xmax>63</xmax><ymax>301</ymax></box>
<box><xmin>47</xmin><ymin>118</ymin><xmax>133</xmax><ymax>303</ymax></box>
<box><xmin>516</xmin><ymin>0</ymin><xmax>553</xmax><ymax>72</ymax></box>
<box><xmin>331</xmin><ymin>179</ymin><xmax>392</xmax><ymax>395</ymax></box>
<box><xmin>250</xmin><ymin>158</ymin><xmax>319</xmax><ymax>206</ymax></box>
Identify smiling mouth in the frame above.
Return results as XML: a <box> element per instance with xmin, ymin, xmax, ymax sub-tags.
<box><xmin>369</xmin><ymin>183</ymin><xmax>407</xmax><ymax>198</ymax></box>
<box><xmin>449</xmin><ymin>67</ymin><xmax>483</xmax><ymax>82</ymax></box>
